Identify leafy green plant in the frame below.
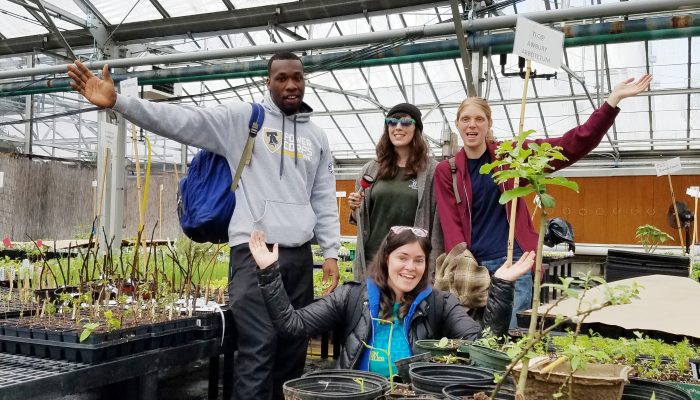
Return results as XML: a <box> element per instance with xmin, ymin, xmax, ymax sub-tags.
<box><xmin>480</xmin><ymin>129</ymin><xmax>579</xmax><ymax>398</ymax></box>
<box><xmin>489</xmin><ymin>273</ymin><xmax>640</xmax><ymax>399</ymax></box>
<box><xmin>635</xmin><ymin>225</ymin><xmax>674</xmax><ymax>253</ymax></box>
<box><xmin>80</xmin><ymin>321</ymin><xmax>100</xmax><ymax>342</ymax></box>
<box><xmin>547</xmin><ymin>331</ymin><xmax>700</xmax><ymax>383</ymax></box>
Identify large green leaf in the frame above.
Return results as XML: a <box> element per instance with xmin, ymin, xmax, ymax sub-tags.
<box><xmin>542</xmin><ymin>177</ymin><xmax>579</xmax><ymax>192</ymax></box>
<box><xmin>499</xmin><ymin>187</ymin><xmax>535</xmax><ymax>204</ymax></box>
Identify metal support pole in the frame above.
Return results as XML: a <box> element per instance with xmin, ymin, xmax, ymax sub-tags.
<box><xmin>108</xmin><ymin>113</ymin><xmax>126</xmax><ymax>249</ymax></box>
<box><xmin>23</xmin><ymin>55</ymin><xmax>34</xmax><ymax>155</ymax></box>
<box><xmin>450</xmin><ymin>0</ymin><xmax>477</xmax><ymax>97</ymax></box>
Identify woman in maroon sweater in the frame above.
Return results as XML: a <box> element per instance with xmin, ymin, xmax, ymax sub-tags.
<box><xmin>434</xmin><ymin>74</ymin><xmax>652</xmax><ymax>328</ymax></box>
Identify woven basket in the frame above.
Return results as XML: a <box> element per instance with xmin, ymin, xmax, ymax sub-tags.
<box><xmin>511</xmin><ymin>356</ymin><xmax>632</xmax><ymax>400</ymax></box>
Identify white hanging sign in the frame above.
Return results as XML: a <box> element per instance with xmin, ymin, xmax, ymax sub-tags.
<box><xmin>101</xmin><ymin>122</ymin><xmax>118</xmax><ymax>150</ymax></box>
<box><xmin>120</xmin><ymin>77</ymin><xmax>139</xmax><ymax>99</ymax></box>
<box><xmin>686</xmin><ymin>186</ymin><xmax>700</xmax><ymax>199</ymax></box>
<box><xmin>654</xmin><ymin>157</ymin><xmax>682</xmax><ymax>176</ymax></box>
<box><xmin>512</xmin><ymin>17</ymin><xmax>564</xmax><ymax>70</ymax></box>
<box><xmin>336</xmin><ymin>191</ymin><xmax>346</xmax><ymax>198</ymax></box>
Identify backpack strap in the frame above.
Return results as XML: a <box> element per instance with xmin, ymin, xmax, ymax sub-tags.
<box><xmin>448</xmin><ymin>157</ymin><xmax>461</xmax><ymax>205</ymax></box>
<box><xmin>231</xmin><ymin>103</ymin><xmax>265</xmax><ymax>191</ymax></box>
<box><xmin>428</xmin><ymin>290</ymin><xmax>445</xmax><ymax>338</ymax></box>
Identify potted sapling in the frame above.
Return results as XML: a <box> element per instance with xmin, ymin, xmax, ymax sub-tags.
<box><xmin>481</xmin><ymin>130</ymin><xmax>640</xmax><ymax>399</ymax></box>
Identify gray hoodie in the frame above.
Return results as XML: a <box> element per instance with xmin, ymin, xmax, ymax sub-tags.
<box><xmin>112</xmin><ymin>93</ymin><xmax>340</xmax><ymax>259</ymax></box>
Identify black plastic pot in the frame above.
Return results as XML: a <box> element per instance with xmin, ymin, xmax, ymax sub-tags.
<box><xmin>409</xmin><ymin>363</ymin><xmax>497</xmax><ymax>395</ymax></box>
<box><xmin>634</xmin><ymin>354</ymin><xmax>672</xmax><ymax>365</ymax></box>
<box><xmin>622</xmin><ymin>377</ymin><xmax>691</xmax><ymax>400</ymax></box>
<box><xmin>282</xmin><ymin>375</ymin><xmax>383</xmax><ymax>400</ymax></box>
<box><xmin>442</xmin><ymin>383</ymin><xmax>516</xmax><ymax>400</ymax></box>
<box><xmin>468</xmin><ymin>344</ymin><xmax>511</xmax><ymax>372</ymax></box>
<box><xmin>302</xmin><ymin>369</ymin><xmax>389</xmax><ymax>392</ymax></box>
<box><xmin>690</xmin><ymin>358</ymin><xmax>700</xmax><ymax>380</ymax></box>
<box><xmin>394</xmin><ymin>353</ymin><xmax>432</xmax><ymax>384</ymax></box>
<box><xmin>605</xmin><ymin>249</ymin><xmax>690</xmax><ymax>282</ymax></box>
<box><xmin>413</xmin><ymin>339</ymin><xmax>465</xmax><ymax>358</ymax></box>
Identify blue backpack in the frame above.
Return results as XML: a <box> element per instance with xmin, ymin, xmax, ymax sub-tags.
<box><xmin>177</xmin><ymin>103</ymin><xmax>265</xmax><ymax>243</ymax></box>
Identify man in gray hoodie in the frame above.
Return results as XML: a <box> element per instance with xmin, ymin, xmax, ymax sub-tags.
<box><xmin>68</xmin><ymin>53</ymin><xmax>340</xmax><ymax>399</ymax></box>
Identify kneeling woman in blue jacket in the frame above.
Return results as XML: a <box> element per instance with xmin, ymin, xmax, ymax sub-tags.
<box><xmin>251</xmin><ymin>226</ymin><xmax>534</xmax><ymax>378</ymax></box>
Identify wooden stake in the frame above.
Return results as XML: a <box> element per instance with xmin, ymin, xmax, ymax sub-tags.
<box><xmin>667</xmin><ymin>174</ymin><xmax>685</xmax><ymax>253</ymax></box>
<box><xmin>693</xmin><ymin>189</ymin><xmax>698</xmax><ymax>277</ymax></box>
<box><xmin>94</xmin><ymin>148</ymin><xmax>110</xmax><ymax>253</ymax></box>
<box><xmin>131</xmin><ymin>124</ymin><xmax>143</xmax><ymax>230</ymax></box>
<box><xmin>159</xmin><ymin>184</ymin><xmax>163</xmax><ymax>240</ymax></box>
<box><xmin>507</xmin><ymin>60</ymin><xmax>532</xmax><ymax>266</ymax></box>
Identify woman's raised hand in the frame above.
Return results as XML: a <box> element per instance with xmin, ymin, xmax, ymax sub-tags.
<box><xmin>493</xmin><ymin>251</ymin><xmax>536</xmax><ymax>282</ymax></box>
<box><xmin>67</xmin><ymin>60</ymin><xmax>117</xmax><ymax>108</ymax></box>
<box><xmin>606</xmin><ymin>74</ymin><xmax>652</xmax><ymax>108</ymax></box>
<box><xmin>248</xmin><ymin>230</ymin><xmax>278</xmax><ymax>270</ymax></box>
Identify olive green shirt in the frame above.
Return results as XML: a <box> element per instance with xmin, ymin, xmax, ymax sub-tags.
<box><xmin>364</xmin><ymin>168</ymin><xmax>419</xmax><ymax>263</ymax></box>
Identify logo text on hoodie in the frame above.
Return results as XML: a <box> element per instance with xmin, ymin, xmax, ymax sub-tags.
<box><xmin>262</xmin><ymin>127</ymin><xmax>313</xmax><ymax>160</ymax></box>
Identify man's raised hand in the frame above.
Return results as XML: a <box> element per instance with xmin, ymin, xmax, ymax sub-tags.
<box><xmin>67</xmin><ymin>61</ymin><xmax>117</xmax><ymax>108</ymax></box>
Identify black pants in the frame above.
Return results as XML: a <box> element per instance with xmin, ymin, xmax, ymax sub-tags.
<box><xmin>228</xmin><ymin>241</ymin><xmax>313</xmax><ymax>400</ymax></box>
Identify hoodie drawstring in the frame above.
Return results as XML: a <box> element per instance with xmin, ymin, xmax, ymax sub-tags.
<box><xmin>279</xmin><ymin>115</ymin><xmax>300</xmax><ymax>178</ymax></box>
<box><xmin>293</xmin><ymin>115</ymin><xmax>298</xmax><ymax>166</ymax></box>
<box><xmin>279</xmin><ymin>118</ymin><xmax>285</xmax><ymax>178</ymax></box>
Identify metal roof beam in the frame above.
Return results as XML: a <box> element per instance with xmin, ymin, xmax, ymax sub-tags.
<box><xmin>72</xmin><ymin>0</ymin><xmax>109</xmax><ymax>27</ymax></box>
<box><xmin>271</xmin><ymin>24</ymin><xmax>305</xmax><ymax>41</ymax></box>
<box><xmin>28</xmin><ymin>0</ymin><xmax>77</xmax><ymax>60</ymax></box>
<box><xmin>34</xmin><ymin>48</ymin><xmax>73</xmax><ymax>63</ymax></box>
<box><xmin>6</xmin><ymin>0</ymin><xmax>88</xmax><ymax>28</ymax></box>
<box><xmin>149</xmin><ymin>0</ymin><xmax>171</xmax><ymax>19</ymax></box>
<box><xmin>221</xmin><ymin>0</ymin><xmax>235</xmax><ymax>11</ymax></box>
<box><xmin>0</xmin><ymin>0</ymin><xmax>447</xmax><ymax>56</ymax></box>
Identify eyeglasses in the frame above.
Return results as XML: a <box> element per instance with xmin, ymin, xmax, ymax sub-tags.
<box><xmin>389</xmin><ymin>226</ymin><xmax>428</xmax><ymax>237</ymax></box>
<box><xmin>385</xmin><ymin>117</ymin><xmax>416</xmax><ymax>127</ymax></box>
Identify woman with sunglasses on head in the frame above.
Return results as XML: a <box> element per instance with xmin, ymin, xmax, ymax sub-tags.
<box><xmin>348</xmin><ymin>103</ymin><xmax>443</xmax><ymax>281</ymax></box>
<box><xmin>434</xmin><ymin>75</ymin><xmax>652</xmax><ymax>329</ymax></box>
<box><xmin>251</xmin><ymin>226</ymin><xmax>535</xmax><ymax>377</ymax></box>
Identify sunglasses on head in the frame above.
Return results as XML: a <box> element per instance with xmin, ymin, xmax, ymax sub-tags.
<box><xmin>389</xmin><ymin>226</ymin><xmax>428</xmax><ymax>237</ymax></box>
<box><xmin>385</xmin><ymin>117</ymin><xmax>416</xmax><ymax>127</ymax></box>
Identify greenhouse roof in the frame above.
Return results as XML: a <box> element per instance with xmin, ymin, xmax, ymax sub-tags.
<box><xmin>0</xmin><ymin>0</ymin><xmax>698</xmax><ymax>175</ymax></box>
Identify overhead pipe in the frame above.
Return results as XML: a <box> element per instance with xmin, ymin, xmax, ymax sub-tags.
<box><xmin>0</xmin><ymin>16</ymin><xmax>698</xmax><ymax>97</ymax></box>
<box><xmin>0</xmin><ymin>0</ymin><xmax>697</xmax><ymax>80</ymax></box>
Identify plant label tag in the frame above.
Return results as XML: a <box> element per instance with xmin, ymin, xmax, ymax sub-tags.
<box><xmin>101</xmin><ymin>123</ymin><xmax>118</xmax><ymax>150</ymax></box>
<box><xmin>513</xmin><ymin>17</ymin><xmax>564</xmax><ymax>70</ymax></box>
<box><xmin>92</xmin><ymin>180</ymin><xmax>98</xmax><ymax>188</ymax></box>
<box><xmin>686</xmin><ymin>186</ymin><xmax>700</xmax><ymax>198</ymax></box>
<box><xmin>120</xmin><ymin>77</ymin><xmax>139</xmax><ymax>98</ymax></box>
<box><xmin>22</xmin><ymin>259</ymin><xmax>29</xmax><ymax>269</ymax></box>
<box><xmin>19</xmin><ymin>266</ymin><xmax>24</xmax><ymax>280</ymax></box>
<box><xmin>655</xmin><ymin>157</ymin><xmax>682</xmax><ymax>176</ymax></box>
<box><xmin>9</xmin><ymin>267</ymin><xmax>15</xmax><ymax>281</ymax></box>
<box><xmin>0</xmin><ymin>267</ymin><xmax>4</xmax><ymax>281</ymax></box>
<box><xmin>0</xmin><ymin>171</ymin><xmax>4</xmax><ymax>188</ymax></box>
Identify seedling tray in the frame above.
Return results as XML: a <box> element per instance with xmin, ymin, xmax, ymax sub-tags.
<box><xmin>0</xmin><ymin>316</ymin><xmax>201</xmax><ymax>364</ymax></box>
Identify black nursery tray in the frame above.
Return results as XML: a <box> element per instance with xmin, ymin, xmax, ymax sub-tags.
<box><xmin>0</xmin><ymin>353</ymin><xmax>87</xmax><ymax>388</ymax></box>
<box><xmin>0</xmin><ymin>316</ymin><xmax>200</xmax><ymax>364</ymax></box>
<box><xmin>194</xmin><ymin>310</ymin><xmax>228</xmax><ymax>340</ymax></box>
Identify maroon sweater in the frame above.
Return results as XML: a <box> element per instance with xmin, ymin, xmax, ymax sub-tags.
<box><xmin>434</xmin><ymin>102</ymin><xmax>620</xmax><ymax>255</ymax></box>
